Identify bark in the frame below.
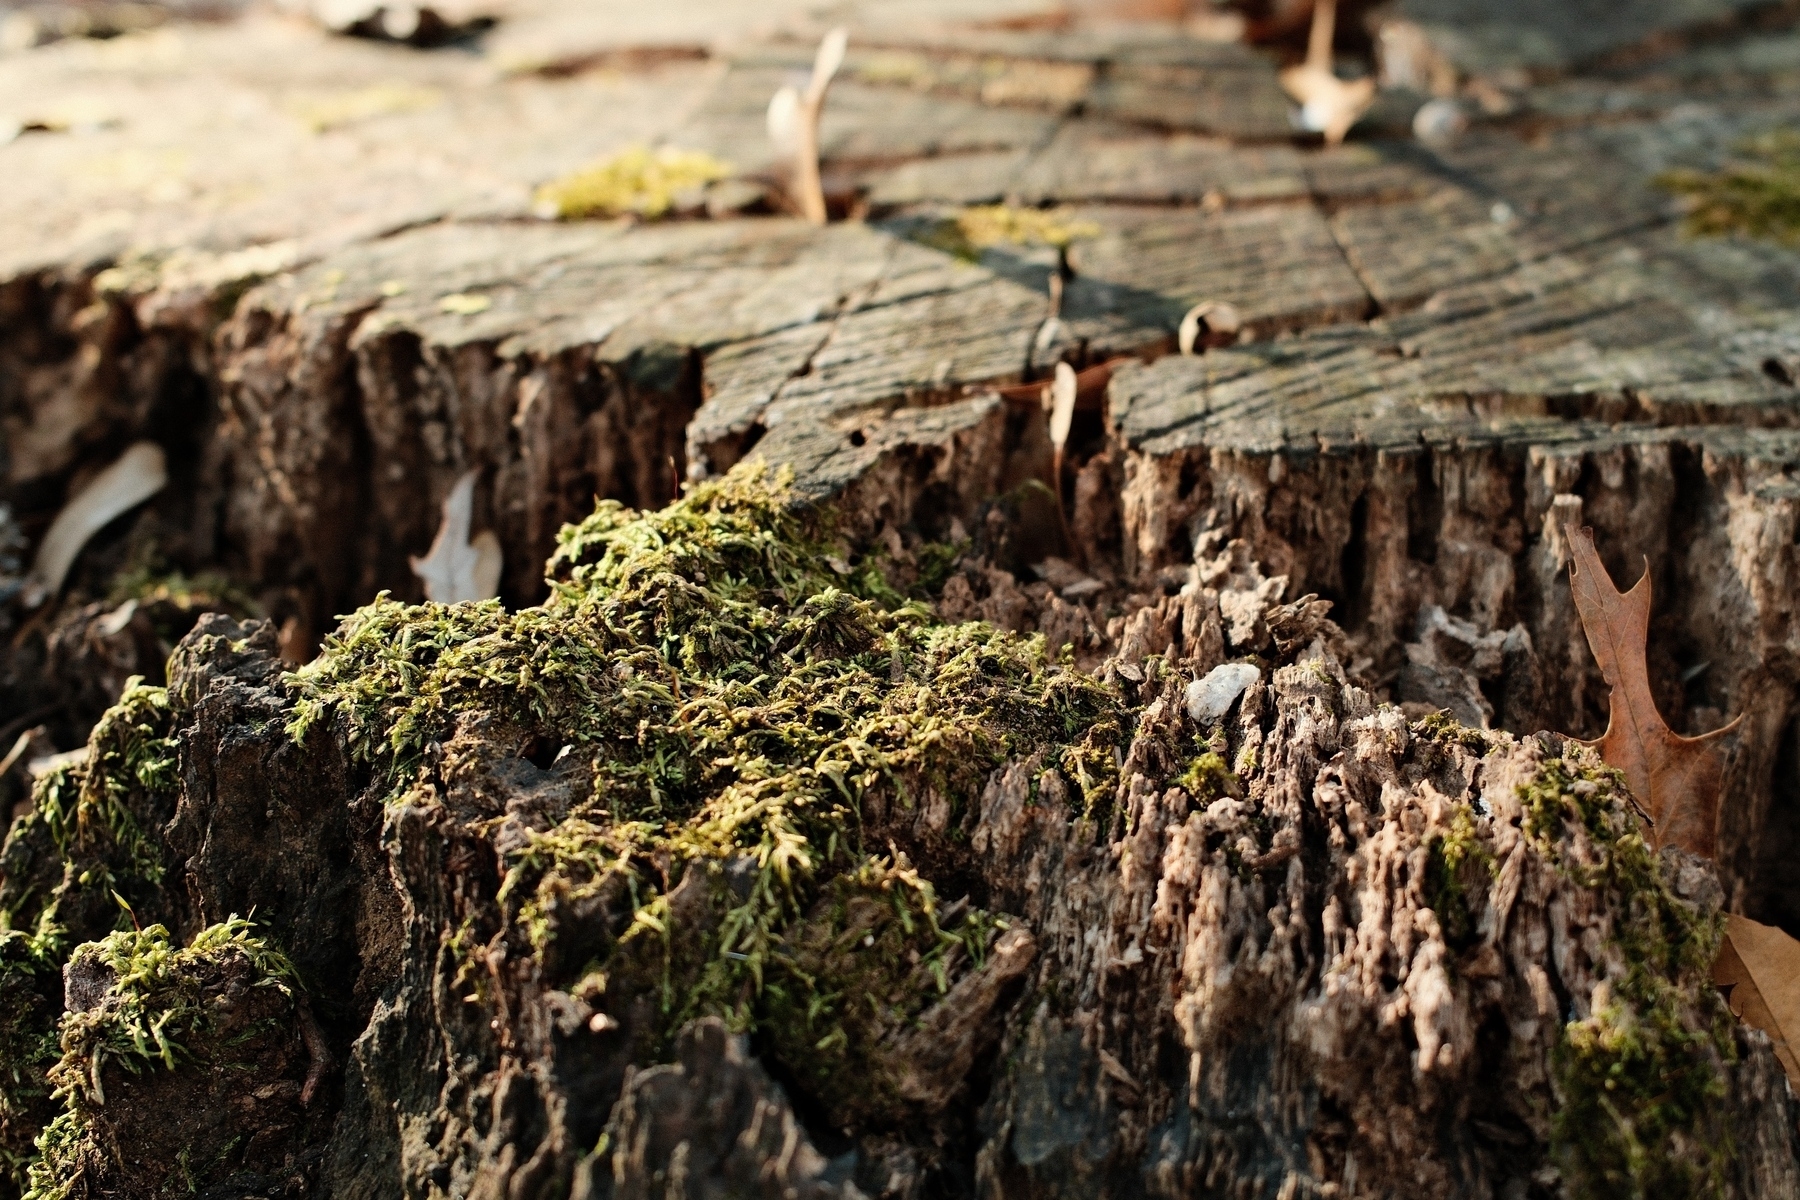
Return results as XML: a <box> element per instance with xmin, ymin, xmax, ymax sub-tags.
<box><xmin>6</xmin><ymin>568</ymin><xmax>1798</xmax><ymax>1199</ymax></box>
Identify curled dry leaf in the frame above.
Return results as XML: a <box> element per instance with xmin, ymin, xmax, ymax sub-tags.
<box><xmin>765</xmin><ymin>86</ymin><xmax>801</xmax><ymax>159</ymax></box>
<box><xmin>1713</xmin><ymin>914</ymin><xmax>1800</xmax><ymax>1085</ymax></box>
<box><xmin>1178</xmin><ymin>300</ymin><xmax>1241</xmax><ymax>355</ymax></box>
<box><xmin>22</xmin><ymin>441</ymin><xmax>167</xmax><ymax>608</ymax></box>
<box><xmin>1048</xmin><ymin>361</ymin><xmax>1077</xmax><ymax>453</ymax></box>
<box><xmin>809</xmin><ymin>27</ymin><xmax>848</xmax><ymax>106</ymax></box>
<box><xmin>1567</xmin><ymin>528</ymin><xmax>1800</xmax><ymax>1086</ymax></box>
<box><xmin>1567</xmin><ymin>526</ymin><xmax>1740</xmax><ymax>859</ymax></box>
<box><xmin>411</xmin><ymin>470</ymin><xmax>503</xmax><ymax>604</ymax></box>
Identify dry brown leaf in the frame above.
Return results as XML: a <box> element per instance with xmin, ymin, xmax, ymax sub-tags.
<box><xmin>411</xmin><ymin>470</ymin><xmax>503</xmax><ymax>604</ymax></box>
<box><xmin>995</xmin><ymin>359</ymin><xmax>1119</xmax><ymax>411</ymax></box>
<box><xmin>1714</xmin><ymin>914</ymin><xmax>1800</xmax><ymax>1086</ymax></box>
<box><xmin>22</xmin><ymin>441</ymin><xmax>167</xmax><ymax>608</ymax></box>
<box><xmin>1568</xmin><ymin>526</ymin><xmax>1740</xmax><ymax>858</ymax></box>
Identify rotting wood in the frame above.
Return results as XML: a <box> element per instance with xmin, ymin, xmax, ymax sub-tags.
<box><xmin>5</xmin><ymin>2</ymin><xmax>1800</xmax><ymax>1197</ymax></box>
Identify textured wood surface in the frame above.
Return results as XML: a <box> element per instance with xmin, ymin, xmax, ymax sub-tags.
<box><xmin>8</xmin><ymin>0</ymin><xmax>1800</xmax><ymax>612</ymax></box>
<box><xmin>7</xmin><ymin>4</ymin><xmax>1800</xmax><ymax>1199</ymax></box>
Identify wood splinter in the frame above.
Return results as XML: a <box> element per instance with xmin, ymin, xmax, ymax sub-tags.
<box><xmin>1279</xmin><ymin>0</ymin><xmax>1375</xmax><ymax>147</ymax></box>
<box><xmin>767</xmin><ymin>27</ymin><xmax>848</xmax><ymax>224</ymax></box>
<box><xmin>1048</xmin><ymin>361</ymin><xmax>1077</xmax><ymax>558</ymax></box>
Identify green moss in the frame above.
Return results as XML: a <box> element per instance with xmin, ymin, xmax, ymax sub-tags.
<box><xmin>0</xmin><ymin>933</ymin><xmax>60</xmax><ymax>1196</ymax></box>
<box><xmin>1176</xmin><ymin>752</ymin><xmax>1242</xmax><ymax>803</ymax></box>
<box><xmin>1518</xmin><ymin>756</ymin><xmax>1735</xmax><ymax>1200</ymax></box>
<box><xmin>910</xmin><ymin>539</ymin><xmax>969</xmax><ymax>598</ymax></box>
<box><xmin>918</xmin><ymin>204</ymin><xmax>1102</xmax><ymax>263</ymax></box>
<box><xmin>289</xmin><ymin>464</ymin><xmax>1132</xmax><ymax>1056</ymax></box>
<box><xmin>42</xmin><ymin>680</ymin><xmax>176</xmax><ymax>887</ymax></box>
<box><xmin>0</xmin><ymin>682</ymin><xmax>186</xmax><ymax>1195</ymax></box>
<box><xmin>1</xmin><ymin>680</ymin><xmax>178</xmax><ymax>961</ymax></box>
<box><xmin>1424</xmin><ymin>805</ymin><xmax>1491</xmax><ymax>949</ymax></box>
<box><xmin>46</xmin><ymin>920</ymin><xmax>296</xmax><ymax>1104</ymax></box>
<box><xmin>23</xmin><ymin>919</ymin><xmax>299</xmax><ymax>1200</ymax></box>
<box><xmin>1659</xmin><ymin>131</ymin><xmax>1800</xmax><ymax>247</ymax></box>
<box><xmin>759</xmin><ymin>855</ymin><xmax>1008</xmax><ymax>1124</ymax></box>
<box><xmin>107</xmin><ymin>556</ymin><xmax>258</xmax><ymax>628</ymax></box>
<box><xmin>533</xmin><ymin>145</ymin><xmax>733</xmax><ymax>220</ymax></box>
<box><xmin>1412</xmin><ymin>709</ymin><xmax>1489</xmax><ymax>754</ymax></box>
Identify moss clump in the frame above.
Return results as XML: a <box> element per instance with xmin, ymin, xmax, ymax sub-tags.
<box><xmin>0</xmin><ymin>934</ymin><xmax>60</xmax><ymax>1195</ymax></box>
<box><xmin>24</xmin><ymin>920</ymin><xmax>302</xmax><ymax>1200</ymax></box>
<box><xmin>759</xmin><ymin>855</ymin><xmax>1009</xmax><ymax>1125</ymax></box>
<box><xmin>533</xmin><ymin>145</ymin><xmax>733</xmax><ymax>220</ymax></box>
<box><xmin>107</xmin><ymin>556</ymin><xmax>259</xmax><ymax>632</ymax></box>
<box><xmin>910</xmin><ymin>539</ymin><xmax>969</xmax><ymax>598</ymax></box>
<box><xmin>1518</xmin><ymin>756</ymin><xmax>1735</xmax><ymax>1200</ymax></box>
<box><xmin>1659</xmin><ymin>131</ymin><xmax>1800</xmax><ymax>247</ymax></box>
<box><xmin>36</xmin><ymin>681</ymin><xmax>176</xmax><ymax>892</ymax></box>
<box><xmin>289</xmin><ymin>464</ymin><xmax>1130</xmax><ymax>1058</ymax></box>
<box><xmin>1412</xmin><ymin>708</ymin><xmax>1490</xmax><ymax>754</ymax></box>
<box><xmin>1</xmin><ymin>680</ymin><xmax>178</xmax><ymax>957</ymax></box>
<box><xmin>1424</xmin><ymin>804</ymin><xmax>1491</xmax><ymax>949</ymax></box>
<box><xmin>919</xmin><ymin>204</ymin><xmax>1102</xmax><ymax>263</ymax></box>
<box><xmin>1177</xmin><ymin>751</ymin><xmax>1242</xmax><ymax>803</ymax></box>
<box><xmin>0</xmin><ymin>682</ymin><xmax>186</xmax><ymax>1193</ymax></box>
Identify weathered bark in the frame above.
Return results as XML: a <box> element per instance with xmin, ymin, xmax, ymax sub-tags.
<box><xmin>5</xmin><ymin>1</ymin><xmax>1800</xmax><ymax>1196</ymax></box>
<box><xmin>6</xmin><ymin>545</ymin><xmax>1798</xmax><ymax>1198</ymax></box>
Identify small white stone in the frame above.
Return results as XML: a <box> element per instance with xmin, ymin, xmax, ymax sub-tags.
<box><xmin>1412</xmin><ymin>97</ymin><xmax>1468</xmax><ymax>146</ymax></box>
<box><xmin>1185</xmin><ymin>662</ymin><xmax>1261</xmax><ymax>725</ymax></box>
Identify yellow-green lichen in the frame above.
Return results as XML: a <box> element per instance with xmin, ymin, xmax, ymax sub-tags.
<box><xmin>1518</xmin><ymin>755</ymin><xmax>1735</xmax><ymax>1200</ymax></box>
<box><xmin>533</xmin><ymin>145</ymin><xmax>733</xmax><ymax>221</ymax></box>
<box><xmin>919</xmin><ymin>204</ymin><xmax>1102</xmax><ymax>263</ymax></box>
<box><xmin>288</xmin><ymin>84</ymin><xmax>441</xmax><ymax>134</ymax></box>
<box><xmin>1659</xmin><ymin>131</ymin><xmax>1800</xmax><ymax>248</ymax></box>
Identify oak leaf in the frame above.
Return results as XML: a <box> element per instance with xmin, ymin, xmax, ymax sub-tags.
<box><xmin>1567</xmin><ymin>526</ymin><xmax>1739</xmax><ymax>859</ymax></box>
<box><xmin>1569</xmin><ymin>528</ymin><xmax>1800</xmax><ymax>1089</ymax></box>
<box><xmin>1713</xmin><ymin>914</ymin><xmax>1800</xmax><ymax>1084</ymax></box>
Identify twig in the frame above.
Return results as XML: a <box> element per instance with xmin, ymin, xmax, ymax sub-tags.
<box><xmin>298</xmin><ymin>999</ymin><xmax>333</xmax><ymax>1106</ymax></box>
<box><xmin>1306</xmin><ymin>0</ymin><xmax>1336</xmax><ymax>73</ymax></box>
<box><xmin>1048</xmin><ymin>362</ymin><xmax>1077</xmax><ymax>560</ymax></box>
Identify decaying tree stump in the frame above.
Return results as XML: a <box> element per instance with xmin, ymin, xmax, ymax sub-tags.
<box><xmin>0</xmin><ymin>470</ymin><xmax>1794</xmax><ymax>1198</ymax></box>
<box><xmin>3</xmin><ymin>0</ymin><xmax>1800</xmax><ymax>1195</ymax></box>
